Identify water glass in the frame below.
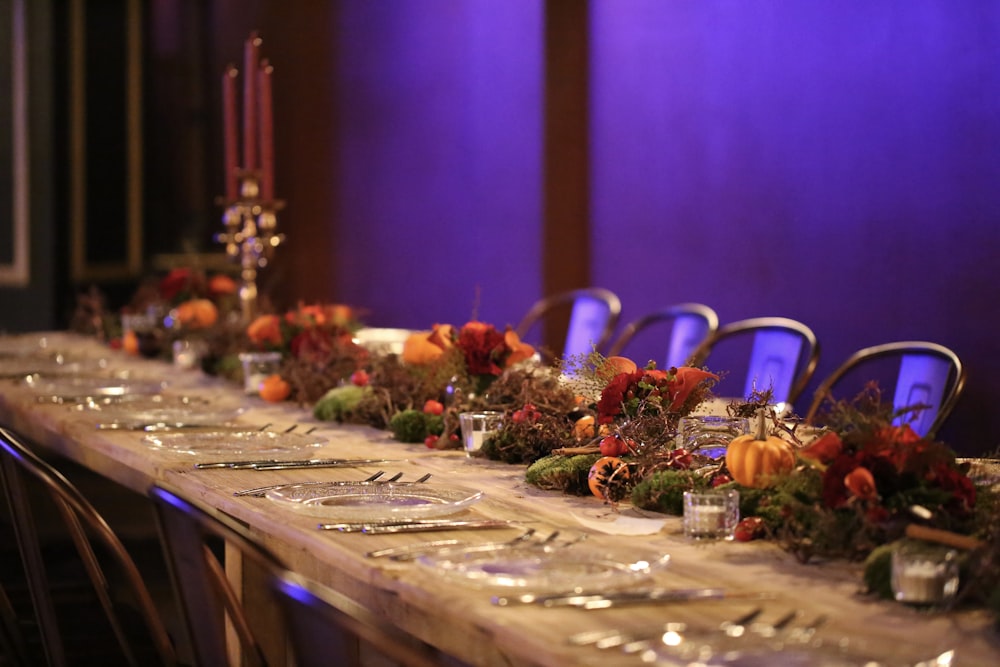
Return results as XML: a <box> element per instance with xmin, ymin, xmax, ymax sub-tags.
<box><xmin>458</xmin><ymin>411</ymin><xmax>504</xmax><ymax>457</ymax></box>
<box><xmin>891</xmin><ymin>541</ymin><xmax>960</xmax><ymax>605</ymax></box>
<box><xmin>239</xmin><ymin>351</ymin><xmax>282</xmax><ymax>395</ymax></box>
<box><xmin>683</xmin><ymin>489</ymin><xmax>740</xmax><ymax>540</ymax></box>
<box><xmin>680</xmin><ymin>415</ymin><xmax>749</xmax><ymax>459</ymax></box>
<box><xmin>172</xmin><ymin>339</ymin><xmax>207</xmax><ymax>370</ymax></box>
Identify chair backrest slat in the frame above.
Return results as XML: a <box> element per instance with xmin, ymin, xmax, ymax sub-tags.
<box><xmin>0</xmin><ymin>426</ymin><xmax>177</xmax><ymax>667</ymax></box>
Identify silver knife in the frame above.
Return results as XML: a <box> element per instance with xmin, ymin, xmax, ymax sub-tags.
<box><xmin>96</xmin><ymin>421</ymin><xmax>241</xmax><ymax>432</ymax></box>
<box><xmin>493</xmin><ymin>588</ymin><xmax>763</xmax><ymax>608</ymax></box>
<box><xmin>195</xmin><ymin>458</ymin><xmax>394</xmax><ymax>470</ymax></box>
<box><xmin>319</xmin><ymin>519</ymin><xmax>519</xmax><ymax>533</ymax></box>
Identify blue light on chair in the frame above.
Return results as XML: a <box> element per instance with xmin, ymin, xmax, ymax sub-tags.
<box><xmin>606</xmin><ymin>303</ymin><xmax>719</xmax><ymax>369</ymax></box>
<box><xmin>515</xmin><ymin>288</ymin><xmax>622</xmax><ymax>362</ymax></box>
<box><xmin>688</xmin><ymin>317</ymin><xmax>820</xmax><ymax>407</ymax></box>
<box><xmin>805</xmin><ymin>341</ymin><xmax>965</xmax><ymax>438</ymax></box>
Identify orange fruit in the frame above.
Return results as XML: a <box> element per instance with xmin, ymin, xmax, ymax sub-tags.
<box><xmin>258</xmin><ymin>374</ymin><xmax>291</xmax><ymax>402</ymax></box>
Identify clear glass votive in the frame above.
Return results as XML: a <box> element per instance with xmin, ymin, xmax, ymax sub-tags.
<box><xmin>891</xmin><ymin>541</ymin><xmax>960</xmax><ymax>606</ymax></box>
<box><xmin>238</xmin><ymin>351</ymin><xmax>282</xmax><ymax>395</ymax></box>
<box><xmin>458</xmin><ymin>411</ymin><xmax>504</xmax><ymax>457</ymax></box>
<box><xmin>172</xmin><ymin>339</ymin><xmax>207</xmax><ymax>371</ymax></box>
<box><xmin>683</xmin><ymin>489</ymin><xmax>740</xmax><ymax>540</ymax></box>
<box><xmin>680</xmin><ymin>415</ymin><xmax>749</xmax><ymax>459</ymax></box>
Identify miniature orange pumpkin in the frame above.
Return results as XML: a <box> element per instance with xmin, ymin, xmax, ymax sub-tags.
<box><xmin>258</xmin><ymin>374</ymin><xmax>291</xmax><ymax>402</ymax></box>
<box><xmin>725</xmin><ymin>414</ymin><xmax>795</xmax><ymax>488</ymax></box>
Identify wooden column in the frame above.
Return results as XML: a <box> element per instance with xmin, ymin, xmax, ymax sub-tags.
<box><xmin>543</xmin><ymin>0</ymin><xmax>591</xmax><ymax>351</ymax></box>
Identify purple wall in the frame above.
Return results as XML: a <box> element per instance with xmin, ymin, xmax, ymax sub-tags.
<box><xmin>588</xmin><ymin>2</ymin><xmax>1000</xmax><ymax>451</ymax></box>
<box><xmin>330</xmin><ymin>1</ymin><xmax>543</xmax><ymax>330</ymax></box>
<box><xmin>319</xmin><ymin>1</ymin><xmax>998</xmax><ymax>453</ymax></box>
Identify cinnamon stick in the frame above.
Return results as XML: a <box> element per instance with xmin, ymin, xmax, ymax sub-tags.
<box><xmin>905</xmin><ymin>523</ymin><xmax>986</xmax><ymax>551</ymax></box>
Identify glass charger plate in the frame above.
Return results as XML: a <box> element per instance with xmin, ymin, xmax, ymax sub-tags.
<box><xmin>23</xmin><ymin>375</ymin><xmax>165</xmax><ymax>397</ymax></box>
<box><xmin>416</xmin><ymin>546</ymin><xmax>665</xmax><ymax>591</ymax></box>
<box><xmin>0</xmin><ymin>356</ymin><xmax>108</xmax><ymax>378</ymax></box>
<box><xmin>143</xmin><ymin>430</ymin><xmax>327</xmax><ymax>456</ymax></box>
<box><xmin>264</xmin><ymin>482</ymin><xmax>483</xmax><ymax>521</ymax></box>
<box><xmin>640</xmin><ymin>629</ymin><xmax>923</xmax><ymax>667</ymax></box>
<box><xmin>72</xmin><ymin>394</ymin><xmax>215</xmax><ymax>411</ymax></box>
<box><xmin>82</xmin><ymin>402</ymin><xmax>245</xmax><ymax>427</ymax></box>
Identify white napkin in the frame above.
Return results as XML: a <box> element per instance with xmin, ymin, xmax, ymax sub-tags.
<box><xmin>570</xmin><ymin>509</ymin><xmax>669</xmax><ymax>536</ymax></box>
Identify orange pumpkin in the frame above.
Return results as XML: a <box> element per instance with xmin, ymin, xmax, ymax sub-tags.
<box><xmin>725</xmin><ymin>415</ymin><xmax>795</xmax><ymax>488</ymax></box>
<box><xmin>402</xmin><ymin>324</ymin><xmax>454</xmax><ymax>365</ymax></box>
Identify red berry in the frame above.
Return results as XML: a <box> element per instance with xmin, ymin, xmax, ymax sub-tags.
<box><xmin>350</xmin><ymin>370</ymin><xmax>370</xmax><ymax>387</ymax></box>
<box><xmin>599</xmin><ymin>435</ymin><xmax>629</xmax><ymax>457</ymax></box>
<box><xmin>512</xmin><ymin>409</ymin><xmax>526</xmax><ymax>424</ymax></box>
<box><xmin>424</xmin><ymin>435</ymin><xmax>438</xmax><ymax>449</ymax></box>
<box><xmin>423</xmin><ymin>399</ymin><xmax>444</xmax><ymax>415</ymax></box>
<box><xmin>733</xmin><ymin>517</ymin><xmax>765</xmax><ymax>542</ymax></box>
<box><xmin>711</xmin><ymin>474</ymin><xmax>732</xmax><ymax>488</ymax></box>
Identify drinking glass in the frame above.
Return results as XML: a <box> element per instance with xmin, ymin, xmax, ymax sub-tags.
<box><xmin>458</xmin><ymin>411</ymin><xmax>504</xmax><ymax>457</ymax></box>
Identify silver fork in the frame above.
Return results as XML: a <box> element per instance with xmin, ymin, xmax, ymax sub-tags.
<box><xmin>365</xmin><ymin>528</ymin><xmax>539</xmax><ymax>560</ymax></box>
<box><xmin>232</xmin><ymin>470</ymin><xmax>389</xmax><ymax>497</ymax></box>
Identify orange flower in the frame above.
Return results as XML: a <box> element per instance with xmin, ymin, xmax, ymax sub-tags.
<box><xmin>175</xmin><ymin>299</ymin><xmax>218</xmax><ymax>329</ymax></box>
<box><xmin>247</xmin><ymin>314</ymin><xmax>283</xmax><ymax>347</ymax></box>
<box><xmin>667</xmin><ymin>366</ymin><xmax>719</xmax><ymax>411</ymax></box>
<box><xmin>844</xmin><ymin>466</ymin><xmax>878</xmax><ymax>502</ymax></box>
<box><xmin>325</xmin><ymin>304</ymin><xmax>354</xmax><ymax>327</ymax></box>
<box><xmin>503</xmin><ymin>329</ymin><xmax>535</xmax><ymax>366</ymax></box>
<box><xmin>402</xmin><ymin>324</ymin><xmax>454</xmax><ymax>365</ymax></box>
<box><xmin>207</xmin><ymin>274</ymin><xmax>237</xmax><ymax>296</ymax></box>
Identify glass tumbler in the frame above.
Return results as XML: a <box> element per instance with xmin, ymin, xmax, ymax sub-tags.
<box><xmin>239</xmin><ymin>351</ymin><xmax>282</xmax><ymax>396</ymax></box>
<box><xmin>458</xmin><ymin>411</ymin><xmax>504</xmax><ymax>457</ymax></box>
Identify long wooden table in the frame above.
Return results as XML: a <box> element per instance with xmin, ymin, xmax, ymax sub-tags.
<box><xmin>1</xmin><ymin>334</ymin><xmax>998</xmax><ymax>666</ymax></box>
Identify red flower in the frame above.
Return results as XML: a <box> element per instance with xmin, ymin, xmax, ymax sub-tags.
<box><xmin>456</xmin><ymin>321</ymin><xmax>508</xmax><ymax>376</ymax></box>
<box><xmin>800</xmin><ymin>432</ymin><xmax>844</xmax><ymax>465</ymax></box>
<box><xmin>821</xmin><ymin>455</ymin><xmax>858</xmax><ymax>509</ymax></box>
<box><xmin>596</xmin><ymin>370</ymin><xmax>644</xmax><ymax>424</ymax></box>
<box><xmin>160</xmin><ymin>268</ymin><xmax>196</xmax><ymax>303</ymax></box>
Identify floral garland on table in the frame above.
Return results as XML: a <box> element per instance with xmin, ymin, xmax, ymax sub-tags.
<box><xmin>244</xmin><ymin>303</ymin><xmax>367</xmax><ymax>403</ymax></box>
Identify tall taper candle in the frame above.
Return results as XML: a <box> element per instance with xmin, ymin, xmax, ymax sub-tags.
<box><xmin>222</xmin><ymin>65</ymin><xmax>239</xmax><ymax>200</ymax></box>
<box><xmin>259</xmin><ymin>59</ymin><xmax>274</xmax><ymax>201</ymax></box>
<box><xmin>242</xmin><ymin>32</ymin><xmax>261</xmax><ymax>171</ymax></box>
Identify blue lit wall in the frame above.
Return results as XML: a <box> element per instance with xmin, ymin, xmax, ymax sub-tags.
<box><xmin>317</xmin><ymin>1</ymin><xmax>998</xmax><ymax>452</ymax></box>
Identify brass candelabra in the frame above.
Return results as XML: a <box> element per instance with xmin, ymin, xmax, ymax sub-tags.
<box><xmin>215</xmin><ymin>171</ymin><xmax>284</xmax><ymax>322</ymax></box>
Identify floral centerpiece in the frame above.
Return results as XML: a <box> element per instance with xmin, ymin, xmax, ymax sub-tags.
<box><xmin>514</xmin><ymin>356</ymin><xmax>719</xmax><ymax>498</ymax></box>
<box><xmin>244</xmin><ymin>303</ymin><xmax>366</xmax><ymax>403</ymax></box>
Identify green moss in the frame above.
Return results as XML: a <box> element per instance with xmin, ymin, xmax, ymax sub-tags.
<box><xmin>631</xmin><ymin>470</ymin><xmax>709</xmax><ymax>515</ymax></box>
<box><xmin>387</xmin><ymin>409</ymin><xmax>442</xmax><ymax>443</ymax></box>
<box><xmin>312</xmin><ymin>385</ymin><xmax>369</xmax><ymax>422</ymax></box>
<box><xmin>525</xmin><ymin>454</ymin><xmax>601</xmax><ymax>496</ymax></box>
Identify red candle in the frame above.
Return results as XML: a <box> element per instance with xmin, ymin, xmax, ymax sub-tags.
<box><xmin>242</xmin><ymin>32</ymin><xmax>261</xmax><ymax>172</ymax></box>
<box><xmin>222</xmin><ymin>64</ymin><xmax>239</xmax><ymax>200</ymax></box>
<box><xmin>259</xmin><ymin>60</ymin><xmax>274</xmax><ymax>201</ymax></box>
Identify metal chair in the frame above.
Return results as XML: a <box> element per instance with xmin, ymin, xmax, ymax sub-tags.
<box><xmin>804</xmin><ymin>341</ymin><xmax>966</xmax><ymax>439</ymax></box>
<box><xmin>0</xmin><ymin>426</ymin><xmax>177</xmax><ymax>667</ymax></box>
<box><xmin>270</xmin><ymin>569</ymin><xmax>442</xmax><ymax>667</ymax></box>
<box><xmin>687</xmin><ymin>317</ymin><xmax>820</xmax><ymax>407</ymax></box>
<box><xmin>149</xmin><ymin>485</ymin><xmax>442</xmax><ymax>667</ymax></box>
<box><xmin>515</xmin><ymin>288</ymin><xmax>622</xmax><ymax>363</ymax></box>
<box><xmin>606</xmin><ymin>303</ymin><xmax>719</xmax><ymax>368</ymax></box>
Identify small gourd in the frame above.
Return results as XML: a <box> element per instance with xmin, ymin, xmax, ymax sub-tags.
<box><xmin>725</xmin><ymin>409</ymin><xmax>794</xmax><ymax>488</ymax></box>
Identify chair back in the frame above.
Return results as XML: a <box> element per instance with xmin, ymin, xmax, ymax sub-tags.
<box><xmin>270</xmin><ymin>570</ymin><xmax>442</xmax><ymax>667</ymax></box>
<box><xmin>606</xmin><ymin>303</ymin><xmax>719</xmax><ymax>368</ymax></box>
<box><xmin>805</xmin><ymin>341</ymin><xmax>965</xmax><ymax>438</ymax></box>
<box><xmin>149</xmin><ymin>485</ymin><xmax>441</xmax><ymax>667</ymax></box>
<box><xmin>149</xmin><ymin>485</ymin><xmax>276</xmax><ymax>667</ymax></box>
<box><xmin>515</xmin><ymin>288</ymin><xmax>621</xmax><ymax>362</ymax></box>
<box><xmin>688</xmin><ymin>317</ymin><xmax>820</xmax><ymax>407</ymax></box>
<box><xmin>0</xmin><ymin>426</ymin><xmax>177</xmax><ymax>667</ymax></box>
